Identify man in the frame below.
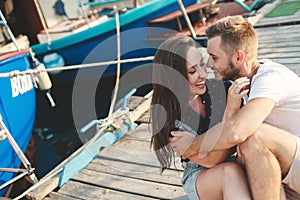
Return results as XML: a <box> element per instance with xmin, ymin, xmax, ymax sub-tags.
<box><xmin>170</xmin><ymin>15</ymin><xmax>300</xmax><ymax>200</ymax></box>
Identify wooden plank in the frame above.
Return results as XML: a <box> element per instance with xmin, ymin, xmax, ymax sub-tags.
<box><xmin>265</xmin><ymin>57</ymin><xmax>300</xmax><ymax>64</ymax></box>
<box><xmin>86</xmin><ymin>158</ymin><xmax>183</xmax><ymax>185</ymax></box>
<box><xmin>136</xmin><ymin>110</ymin><xmax>150</xmax><ymax>124</ymax></box>
<box><xmin>258</xmin><ymin>34</ymin><xmax>300</xmax><ymax>42</ymax></box>
<box><xmin>255</xmin><ymin>14</ymin><xmax>300</xmax><ymax>27</ymax></box>
<box><xmin>99</xmin><ymin>143</ymin><xmax>159</xmax><ymax>167</ymax></box>
<box><xmin>123</xmin><ymin>123</ymin><xmax>152</xmax><ymax>142</ymax></box>
<box><xmin>256</xmin><ymin>23</ymin><xmax>300</xmax><ymax>32</ymax></box>
<box><xmin>130</xmin><ymin>95</ymin><xmax>151</xmax><ymax>122</ymax></box>
<box><xmin>256</xmin><ymin>24</ymin><xmax>300</xmax><ymax>31</ymax></box>
<box><xmin>57</xmin><ymin>181</ymin><xmax>158</xmax><ymax>200</ymax></box>
<box><xmin>45</xmin><ymin>192</ymin><xmax>82</xmax><ymax>200</ymax></box>
<box><xmin>71</xmin><ymin>169</ymin><xmax>186</xmax><ymax>199</ymax></box>
<box><xmin>258</xmin><ymin>46</ymin><xmax>300</xmax><ymax>54</ymax></box>
<box><xmin>258</xmin><ymin>36</ymin><xmax>300</xmax><ymax>44</ymax></box>
<box><xmin>258</xmin><ymin>52</ymin><xmax>300</xmax><ymax>59</ymax></box>
<box><xmin>127</xmin><ymin>96</ymin><xmax>145</xmax><ymax>111</ymax></box>
<box><xmin>26</xmin><ymin>176</ymin><xmax>60</xmax><ymax>200</ymax></box>
<box><xmin>285</xmin><ymin>64</ymin><xmax>300</xmax><ymax>70</ymax></box>
<box><xmin>258</xmin><ymin>40</ymin><xmax>300</xmax><ymax>48</ymax></box>
<box><xmin>258</xmin><ymin>38</ymin><xmax>300</xmax><ymax>45</ymax></box>
<box><xmin>256</xmin><ymin>26</ymin><xmax>300</xmax><ymax>37</ymax></box>
<box><xmin>97</xmin><ymin>142</ymin><xmax>183</xmax><ymax>171</ymax></box>
<box><xmin>98</xmin><ymin>123</ymin><xmax>183</xmax><ymax>170</ymax></box>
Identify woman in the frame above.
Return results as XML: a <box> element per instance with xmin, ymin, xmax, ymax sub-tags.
<box><xmin>150</xmin><ymin>36</ymin><xmax>251</xmax><ymax>200</ymax></box>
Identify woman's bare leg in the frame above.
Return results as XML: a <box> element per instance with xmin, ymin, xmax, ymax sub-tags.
<box><xmin>196</xmin><ymin>162</ymin><xmax>251</xmax><ymax>200</ymax></box>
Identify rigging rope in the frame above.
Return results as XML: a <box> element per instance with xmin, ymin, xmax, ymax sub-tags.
<box><xmin>0</xmin><ymin>55</ymin><xmax>154</xmax><ymax>78</ymax></box>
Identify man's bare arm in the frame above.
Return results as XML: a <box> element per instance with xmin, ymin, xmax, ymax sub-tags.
<box><xmin>174</xmin><ymin>97</ymin><xmax>276</xmax><ymax>158</ymax></box>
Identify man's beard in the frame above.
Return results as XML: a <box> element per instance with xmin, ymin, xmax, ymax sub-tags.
<box><xmin>222</xmin><ymin>61</ymin><xmax>240</xmax><ymax>81</ymax></box>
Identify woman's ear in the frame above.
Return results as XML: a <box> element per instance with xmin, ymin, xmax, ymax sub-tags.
<box><xmin>236</xmin><ymin>49</ymin><xmax>245</xmax><ymax>64</ymax></box>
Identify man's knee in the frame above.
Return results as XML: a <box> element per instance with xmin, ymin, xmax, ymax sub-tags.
<box><xmin>238</xmin><ymin>124</ymin><xmax>270</xmax><ymax>156</ymax></box>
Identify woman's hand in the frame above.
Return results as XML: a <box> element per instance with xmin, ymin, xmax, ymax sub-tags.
<box><xmin>225</xmin><ymin>77</ymin><xmax>250</xmax><ymax>120</ymax></box>
<box><xmin>169</xmin><ymin>131</ymin><xmax>196</xmax><ymax>158</ymax></box>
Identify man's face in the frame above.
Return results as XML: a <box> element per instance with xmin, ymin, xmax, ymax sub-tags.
<box><xmin>207</xmin><ymin>36</ymin><xmax>240</xmax><ymax>81</ymax></box>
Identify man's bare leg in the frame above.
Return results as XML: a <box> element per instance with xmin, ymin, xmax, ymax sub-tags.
<box><xmin>238</xmin><ymin>123</ymin><xmax>296</xmax><ymax>200</ymax></box>
<box><xmin>280</xmin><ymin>184</ymin><xmax>287</xmax><ymax>200</ymax></box>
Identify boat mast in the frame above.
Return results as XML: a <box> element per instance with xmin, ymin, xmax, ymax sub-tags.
<box><xmin>177</xmin><ymin>0</ymin><xmax>207</xmax><ymax>42</ymax></box>
<box><xmin>79</xmin><ymin>0</ymin><xmax>90</xmax><ymax>27</ymax></box>
<box><xmin>33</xmin><ymin>0</ymin><xmax>52</xmax><ymax>48</ymax></box>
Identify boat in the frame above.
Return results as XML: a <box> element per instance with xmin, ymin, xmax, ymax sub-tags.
<box><xmin>0</xmin><ymin>10</ymin><xmax>55</xmax><ymax>196</ymax></box>
<box><xmin>29</xmin><ymin>0</ymin><xmax>265</xmax><ymax>81</ymax></box>
<box><xmin>0</xmin><ymin>49</ymin><xmax>36</xmax><ymax>196</ymax></box>
<box><xmin>13</xmin><ymin>0</ymin><xmax>200</xmax><ymax>131</ymax></box>
<box><xmin>30</xmin><ymin>0</ymin><xmax>199</xmax><ymax>83</ymax></box>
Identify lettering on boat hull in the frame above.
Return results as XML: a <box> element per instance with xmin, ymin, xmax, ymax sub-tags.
<box><xmin>10</xmin><ymin>74</ymin><xmax>34</xmax><ymax>98</ymax></box>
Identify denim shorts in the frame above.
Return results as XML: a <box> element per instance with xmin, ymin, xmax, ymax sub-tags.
<box><xmin>181</xmin><ymin>162</ymin><xmax>205</xmax><ymax>200</ymax></box>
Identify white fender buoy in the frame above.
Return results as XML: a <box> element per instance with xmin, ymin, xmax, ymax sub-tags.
<box><xmin>34</xmin><ymin>61</ymin><xmax>52</xmax><ymax>91</ymax></box>
<box><xmin>32</xmin><ymin>58</ymin><xmax>56</xmax><ymax>107</ymax></box>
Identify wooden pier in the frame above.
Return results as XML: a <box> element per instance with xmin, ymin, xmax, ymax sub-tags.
<box><xmin>18</xmin><ymin>93</ymin><xmax>186</xmax><ymax>200</ymax></box>
<box><xmin>42</xmin><ymin>123</ymin><xmax>186</xmax><ymax>200</ymax></box>
<box><xmin>16</xmin><ymin>1</ymin><xmax>300</xmax><ymax>199</ymax></box>
<box><xmin>255</xmin><ymin>7</ymin><xmax>300</xmax><ymax>76</ymax></box>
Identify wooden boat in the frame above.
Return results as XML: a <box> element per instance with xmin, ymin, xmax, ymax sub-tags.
<box><xmin>29</xmin><ymin>0</ymin><xmax>265</xmax><ymax>82</ymax></box>
<box><xmin>0</xmin><ymin>49</ymin><xmax>38</xmax><ymax>196</ymax></box>
<box><xmin>30</xmin><ymin>0</ymin><xmax>199</xmax><ymax>83</ymax></box>
<box><xmin>0</xmin><ymin>10</ymin><xmax>56</xmax><ymax>196</ymax></box>
<box><xmin>0</xmin><ymin>36</ymin><xmax>37</xmax><ymax>198</ymax></box>
<box><xmin>26</xmin><ymin>0</ymin><xmax>205</xmax><ymax>131</ymax></box>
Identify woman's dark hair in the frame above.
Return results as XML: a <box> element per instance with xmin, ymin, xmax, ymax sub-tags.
<box><xmin>150</xmin><ymin>36</ymin><xmax>198</xmax><ymax>172</ymax></box>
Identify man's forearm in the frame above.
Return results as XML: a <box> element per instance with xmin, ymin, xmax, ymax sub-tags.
<box><xmin>183</xmin><ymin>122</ymin><xmax>236</xmax><ymax>158</ymax></box>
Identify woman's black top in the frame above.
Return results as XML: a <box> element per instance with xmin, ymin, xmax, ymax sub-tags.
<box><xmin>180</xmin><ymin>79</ymin><xmax>235</xmax><ymax>163</ymax></box>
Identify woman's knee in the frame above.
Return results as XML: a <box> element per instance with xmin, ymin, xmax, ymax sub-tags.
<box><xmin>220</xmin><ymin>162</ymin><xmax>245</xmax><ymax>181</ymax></box>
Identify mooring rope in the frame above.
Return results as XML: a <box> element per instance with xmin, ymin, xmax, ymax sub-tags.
<box><xmin>108</xmin><ymin>5</ymin><xmax>121</xmax><ymax>117</ymax></box>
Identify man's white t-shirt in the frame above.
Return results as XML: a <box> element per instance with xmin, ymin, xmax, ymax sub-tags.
<box><xmin>248</xmin><ymin>59</ymin><xmax>300</xmax><ymax>137</ymax></box>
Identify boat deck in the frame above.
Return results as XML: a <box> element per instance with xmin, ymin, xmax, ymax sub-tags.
<box><xmin>18</xmin><ymin>0</ymin><xmax>300</xmax><ymax>199</ymax></box>
<box><xmin>146</xmin><ymin>0</ymin><xmax>263</xmax><ymax>39</ymax></box>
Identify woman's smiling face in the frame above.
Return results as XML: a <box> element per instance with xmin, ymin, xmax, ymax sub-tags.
<box><xmin>186</xmin><ymin>46</ymin><xmax>207</xmax><ymax>96</ymax></box>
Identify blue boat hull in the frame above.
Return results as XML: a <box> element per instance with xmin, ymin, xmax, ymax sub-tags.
<box><xmin>0</xmin><ymin>50</ymin><xmax>36</xmax><ymax>196</ymax></box>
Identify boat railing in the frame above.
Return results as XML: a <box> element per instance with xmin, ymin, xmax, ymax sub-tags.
<box><xmin>0</xmin><ymin>115</ymin><xmax>38</xmax><ymax>191</ymax></box>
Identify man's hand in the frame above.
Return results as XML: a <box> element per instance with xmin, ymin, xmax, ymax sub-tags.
<box><xmin>169</xmin><ymin>131</ymin><xmax>197</xmax><ymax>158</ymax></box>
